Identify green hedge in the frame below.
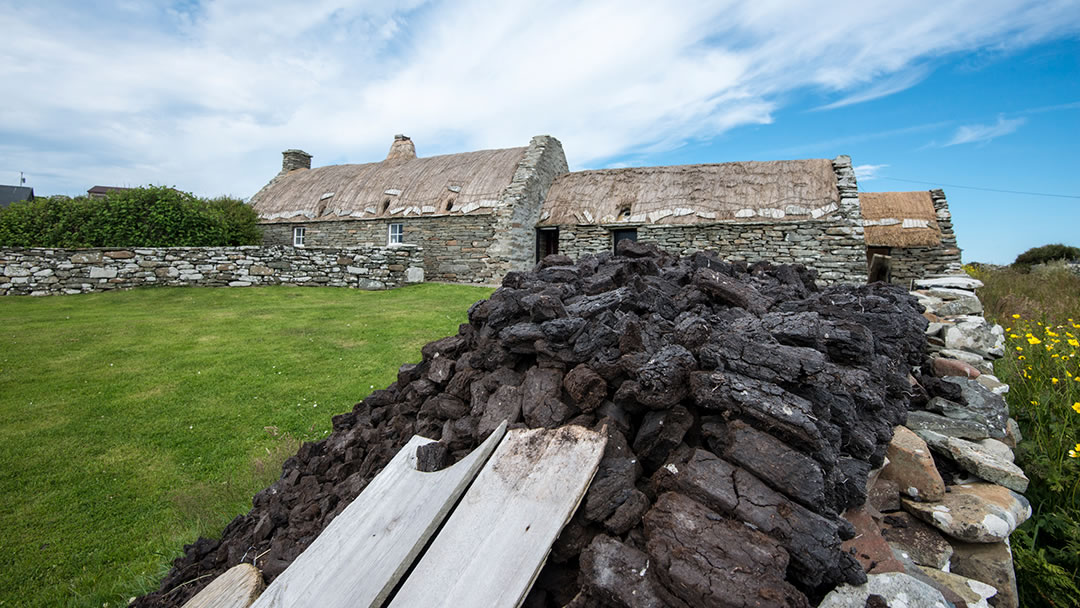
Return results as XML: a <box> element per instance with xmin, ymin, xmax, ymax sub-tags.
<box><xmin>0</xmin><ymin>186</ymin><xmax>261</xmax><ymax>247</ymax></box>
<box><xmin>1014</xmin><ymin>243</ymin><xmax>1080</xmax><ymax>269</ymax></box>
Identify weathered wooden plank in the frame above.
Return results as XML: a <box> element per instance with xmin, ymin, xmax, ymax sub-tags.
<box><xmin>250</xmin><ymin>421</ymin><xmax>507</xmax><ymax>608</ymax></box>
<box><xmin>181</xmin><ymin>563</ymin><xmax>263</xmax><ymax>608</ymax></box>
<box><xmin>388</xmin><ymin>425</ymin><xmax>607</xmax><ymax>608</ymax></box>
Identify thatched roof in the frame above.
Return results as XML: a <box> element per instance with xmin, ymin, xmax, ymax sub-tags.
<box><xmin>860</xmin><ymin>191</ymin><xmax>942</xmax><ymax>248</ymax></box>
<box><xmin>252</xmin><ymin>146</ymin><xmax>527</xmax><ymax>222</ymax></box>
<box><xmin>537</xmin><ymin>159</ymin><xmax>840</xmax><ymax>226</ymax></box>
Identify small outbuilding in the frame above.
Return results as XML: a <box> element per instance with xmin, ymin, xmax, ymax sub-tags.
<box><xmin>859</xmin><ymin>189</ymin><xmax>963</xmax><ymax>286</ymax></box>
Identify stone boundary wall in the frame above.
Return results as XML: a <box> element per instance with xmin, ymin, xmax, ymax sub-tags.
<box><xmin>900</xmin><ymin>274</ymin><xmax>1024</xmax><ymax>607</ymax></box>
<box><xmin>0</xmin><ymin>245</ymin><xmax>424</xmax><ymax>296</ymax></box>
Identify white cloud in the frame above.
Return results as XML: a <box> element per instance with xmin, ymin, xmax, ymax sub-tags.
<box><xmin>945</xmin><ymin>115</ymin><xmax>1027</xmax><ymax>146</ymax></box>
<box><xmin>1</xmin><ymin>0</ymin><xmax>1078</xmax><ymax>196</ymax></box>
<box><xmin>854</xmin><ymin>164</ymin><xmax>889</xmax><ymax>181</ymax></box>
<box><xmin>813</xmin><ymin>66</ymin><xmax>930</xmax><ymax>111</ymax></box>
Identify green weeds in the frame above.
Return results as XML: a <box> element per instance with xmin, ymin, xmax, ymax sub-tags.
<box><xmin>969</xmin><ymin>264</ymin><xmax>1080</xmax><ymax>607</ymax></box>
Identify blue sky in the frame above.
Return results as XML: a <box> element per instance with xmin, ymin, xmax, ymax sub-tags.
<box><xmin>2</xmin><ymin>1</ymin><xmax>1077</xmax><ymax>264</ymax></box>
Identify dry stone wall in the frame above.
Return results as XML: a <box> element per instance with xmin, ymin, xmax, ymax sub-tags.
<box><xmin>0</xmin><ymin>245</ymin><xmax>424</xmax><ymax>296</ymax></box>
<box><xmin>825</xmin><ymin>274</ymin><xmax>1027</xmax><ymax>608</ymax></box>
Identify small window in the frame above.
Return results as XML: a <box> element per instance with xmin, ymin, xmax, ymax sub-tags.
<box><xmin>293</xmin><ymin>226</ymin><xmax>306</xmax><ymax>247</ymax></box>
<box><xmin>388</xmin><ymin>223</ymin><xmax>404</xmax><ymax>245</ymax></box>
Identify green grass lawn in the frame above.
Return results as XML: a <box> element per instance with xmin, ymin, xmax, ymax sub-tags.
<box><xmin>0</xmin><ymin>283</ymin><xmax>493</xmax><ymax>607</ymax></box>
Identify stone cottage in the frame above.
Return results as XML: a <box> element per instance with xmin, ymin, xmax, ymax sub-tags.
<box><xmin>252</xmin><ymin>136</ymin><xmax>965</xmax><ymax>286</ymax></box>
<box><xmin>535</xmin><ymin>155</ymin><xmax>867</xmax><ymax>283</ymax></box>
<box><xmin>251</xmin><ymin>135</ymin><xmax>567</xmax><ymax>283</ymax></box>
<box><xmin>859</xmin><ymin>190</ymin><xmax>963</xmax><ymax>286</ymax></box>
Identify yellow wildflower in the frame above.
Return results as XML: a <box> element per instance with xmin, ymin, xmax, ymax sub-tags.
<box><xmin>1016</xmin><ymin>346</ymin><xmax>1023</xmax><ymax>352</ymax></box>
<box><xmin>1070</xmin><ymin>443</ymin><xmax>1080</xmax><ymax>458</ymax></box>
<box><xmin>1010</xmin><ymin>334</ymin><xmax>1019</xmax><ymax>339</ymax></box>
<box><xmin>1027</xmin><ymin>336</ymin><xmax>1042</xmax><ymax>345</ymax></box>
<box><xmin>1012</xmin><ymin>314</ymin><xmax>1021</xmax><ymax>319</ymax></box>
<box><xmin>1069</xmin><ymin>338</ymin><xmax>1079</xmax><ymax>348</ymax></box>
<box><xmin>1073</xmin><ymin>403</ymin><xmax>1080</xmax><ymax>414</ymax></box>
<box><xmin>1052</xmin><ymin>377</ymin><xmax>1059</xmax><ymax>384</ymax></box>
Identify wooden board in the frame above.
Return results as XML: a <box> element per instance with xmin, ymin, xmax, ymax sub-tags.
<box><xmin>181</xmin><ymin>563</ymin><xmax>263</xmax><ymax>608</ymax></box>
<box><xmin>250</xmin><ymin>421</ymin><xmax>507</xmax><ymax>608</ymax></box>
<box><xmin>388</xmin><ymin>425</ymin><xmax>607</xmax><ymax>608</ymax></box>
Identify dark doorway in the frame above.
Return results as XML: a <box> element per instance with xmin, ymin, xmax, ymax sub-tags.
<box><xmin>866</xmin><ymin>246</ymin><xmax>892</xmax><ymax>266</ymax></box>
<box><xmin>611</xmin><ymin>228</ymin><xmax>638</xmax><ymax>252</ymax></box>
<box><xmin>536</xmin><ymin>228</ymin><xmax>559</xmax><ymax>262</ymax></box>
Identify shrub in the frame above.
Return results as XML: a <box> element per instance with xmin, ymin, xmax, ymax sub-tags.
<box><xmin>205</xmin><ymin>196</ymin><xmax>262</xmax><ymax>246</ymax></box>
<box><xmin>0</xmin><ymin>196</ymin><xmax>94</xmax><ymax>247</ymax></box>
<box><xmin>0</xmin><ymin>187</ymin><xmax>261</xmax><ymax>247</ymax></box>
<box><xmin>1014</xmin><ymin>243</ymin><xmax>1080</xmax><ymax>269</ymax></box>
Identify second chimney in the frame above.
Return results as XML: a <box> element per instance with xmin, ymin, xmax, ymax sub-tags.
<box><xmin>385</xmin><ymin>135</ymin><xmax>417</xmax><ymax>163</ymax></box>
<box><xmin>282</xmin><ymin>149</ymin><xmax>312</xmax><ymax>173</ymax></box>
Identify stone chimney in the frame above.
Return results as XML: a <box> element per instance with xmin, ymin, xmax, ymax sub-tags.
<box><xmin>385</xmin><ymin>134</ymin><xmax>417</xmax><ymax>163</ymax></box>
<box><xmin>282</xmin><ymin>149</ymin><xmax>312</xmax><ymax>173</ymax></box>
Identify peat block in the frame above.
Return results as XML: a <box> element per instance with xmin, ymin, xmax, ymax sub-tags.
<box><xmin>135</xmin><ymin>242</ymin><xmax>928</xmax><ymax>607</ymax></box>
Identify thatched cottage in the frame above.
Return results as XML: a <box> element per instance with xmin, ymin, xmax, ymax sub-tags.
<box><xmin>859</xmin><ymin>190</ymin><xmax>963</xmax><ymax>284</ymax></box>
<box><xmin>252</xmin><ymin>135</ymin><xmax>567</xmax><ymax>283</ymax></box>
<box><xmin>535</xmin><ymin>156</ymin><xmax>867</xmax><ymax>283</ymax></box>
<box><xmin>251</xmin><ymin>135</ymin><xmax>962</xmax><ymax>286</ymax></box>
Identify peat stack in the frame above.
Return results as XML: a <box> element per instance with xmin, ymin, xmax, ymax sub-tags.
<box><xmin>136</xmin><ymin>242</ymin><xmax>929</xmax><ymax>607</ymax></box>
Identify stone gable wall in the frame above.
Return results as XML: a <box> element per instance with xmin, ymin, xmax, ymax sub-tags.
<box><xmin>0</xmin><ymin>245</ymin><xmax>424</xmax><ymax>296</ymax></box>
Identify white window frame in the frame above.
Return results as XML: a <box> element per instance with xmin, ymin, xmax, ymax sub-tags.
<box><xmin>293</xmin><ymin>226</ymin><xmax>306</xmax><ymax>247</ymax></box>
<box><xmin>388</xmin><ymin>223</ymin><xmax>404</xmax><ymax>245</ymax></box>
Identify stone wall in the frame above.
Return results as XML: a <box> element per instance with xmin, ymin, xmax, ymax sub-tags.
<box><xmin>262</xmin><ymin>215</ymin><xmax>498</xmax><ymax>284</ymax></box>
<box><xmin>553</xmin><ymin>156</ymin><xmax>867</xmax><ymax>285</ymax></box>
<box><xmin>887</xmin><ymin>189</ymin><xmax>965</xmax><ymax>287</ymax></box>
<box><xmin>485</xmin><ymin>135</ymin><xmax>569</xmax><ymax>277</ymax></box>
<box><xmin>0</xmin><ymin>245</ymin><xmax>424</xmax><ymax>296</ymax></box>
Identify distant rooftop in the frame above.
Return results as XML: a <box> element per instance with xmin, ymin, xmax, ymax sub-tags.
<box><xmin>0</xmin><ymin>185</ymin><xmax>34</xmax><ymax>208</ymax></box>
<box><xmin>88</xmin><ymin>185</ymin><xmax>132</xmax><ymax>198</ymax></box>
